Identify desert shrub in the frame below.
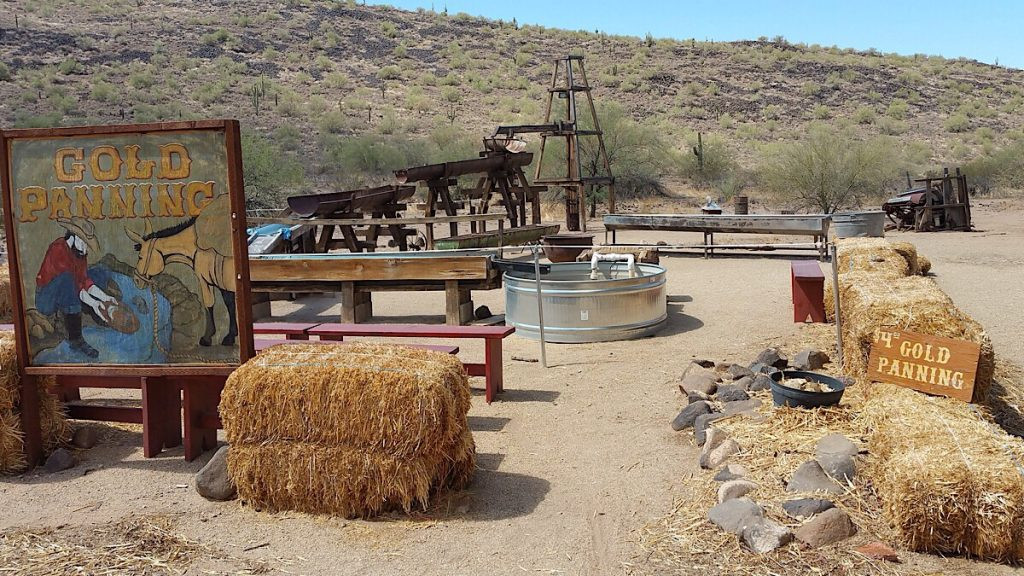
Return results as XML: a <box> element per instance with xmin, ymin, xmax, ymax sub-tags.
<box><xmin>811</xmin><ymin>104</ymin><xmax>831</xmax><ymax>119</ymax></box>
<box><xmin>680</xmin><ymin>132</ymin><xmax>734</xmax><ymax>188</ymax></box>
<box><xmin>274</xmin><ymin>124</ymin><xmax>301</xmax><ymax>151</ymax></box>
<box><xmin>944</xmin><ymin>113</ymin><xmax>970</xmax><ymax>133</ymax></box>
<box><xmin>877</xmin><ymin>116</ymin><xmax>907</xmax><ymax>135</ymax></box>
<box><xmin>853</xmin><ymin>105</ymin><xmax>876</xmax><ymax>124</ymax></box>
<box><xmin>0</xmin><ymin>62</ymin><xmax>11</xmax><ymax>81</ymax></box>
<box><xmin>242</xmin><ymin>131</ymin><xmax>305</xmax><ymax>210</ymax></box>
<box><xmin>759</xmin><ymin>127</ymin><xmax>907</xmax><ymax>212</ymax></box>
<box><xmin>202</xmin><ymin>28</ymin><xmax>231</xmax><ymax>45</ymax></box>
<box><xmin>377</xmin><ymin>65</ymin><xmax>401</xmax><ymax>80</ymax></box>
<box><xmin>886</xmin><ymin>98</ymin><xmax>909</xmax><ymax>119</ymax></box>
<box><xmin>963</xmin><ymin>140</ymin><xmax>1024</xmax><ymax>194</ymax></box>
<box><xmin>90</xmin><ymin>80</ymin><xmax>118</xmax><ymax>103</ymax></box>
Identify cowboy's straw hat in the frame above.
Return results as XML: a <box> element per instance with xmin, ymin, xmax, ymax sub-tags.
<box><xmin>55</xmin><ymin>217</ymin><xmax>100</xmax><ymax>254</ymax></box>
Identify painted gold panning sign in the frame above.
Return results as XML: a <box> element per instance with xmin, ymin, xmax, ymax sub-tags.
<box><xmin>867</xmin><ymin>328</ymin><xmax>981</xmax><ymax>402</ymax></box>
<box><xmin>16</xmin><ymin>142</ymin><xmax>216</xmax><ymax>223</ymax></box>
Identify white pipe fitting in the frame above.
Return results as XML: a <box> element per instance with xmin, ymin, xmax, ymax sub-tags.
<box><xmin>590</xmin><ymin>252</ymin><xmax>637</xmax><ymax>280</ymax></box>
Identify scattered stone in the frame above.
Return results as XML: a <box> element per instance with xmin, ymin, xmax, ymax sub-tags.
<box><xmin>716</xmin><ymin>385</ymin><xmax>750</xmax><ymax>402</ymax></box>
<box><xmin>692</xmin><ymin>359</ymin><xmax>716</xmax><ymax>369</ymax></box>
<box><xmin>794</xmin><ymin>507</ymin><xmax>857</xmax><ymax>547</ymax></box>
<box><xmin>679</xmin><ymin>367</ymin><xmax>719</xmax><ymax>396</ymax></box>
<box><xmin>741</xmin><ymin>519</ymin><xmax>794</xmax><ymax>553</ymax></box>
<box><xmin>72</xmin><ymin>427</ymin><xmax>99</xmax><ymax>449</ymax></box>
<box><xmin>792</xmin><ymin>349</ymin><xmax>830</xmax><ymax>371</ymax></box>
<box><xmin>816</xmin><ymin>434</ymin><xmax>858</xmax><ymax>482</ymax></box>
<box><xmin>195</xmin><ymin>445</ymin><xmax>237</xmax><ymax>501</ymax></box>
<box><xmin>750</xmin><ymin>373</ymin><xmax>774</xmax><ymax>392</ymax></box>
<box><xmin>671</xmin><ymin>401</ymin><xmax>712</xmax><ymax>431</ymax></box>
<box><xmin>694</xmin><ymin>413</ymin><xmax>724</xmax><ymax>446</ymax></box>
<box><xmin>755</xmin><ymin>348</ymin><xmax>788</xmax><ymax>369</ymax></box>
<box><xmin>44</xmin><ymin>448</ymin><xmax>75</xmax><ymax>473</ymax></box>
<box><xmin>687</xmin><ymin>390</ymin><xmax>712</xmax><ymax>404</ymax></box>
<box><xmin>731</xmin><ymin>375</ymin><xmax>754</xmax><ymax>391</ymax></box>
<box><xmin>701</xmin><ymin>439</ymin><xmax>740</xmax><ymax>469</ymax></box>
<box><xmin>748</xmin><ymin>361</ymin><xmax>780</xmax><ymax>376</ymax></box>
<box><xmin>727</xmin><ymin>364</ymin><xmax>755</xmax><ymax>380</ymax></box>
<box><xmin>787</xmin><ymin>460</ymin><xmax>844</xmax><ymax>494</ymax></box>
<box><xmin>782</xmin><ymin>498</ymin><xmax>834</xmax><ymax>520</ymax></box>
<box><xmin>855</xmin><ymin>541</ymin><xmax>900</xmax><ymax>563</ymax></box>
<box><xmin>703</xmin><ymin>427</ymin><xmax>728</xmax><ymax>451</ymax></box>
<box><xmin>721</xmin><ymin>398</ymin><xmax>762</xmax><ymax>415</ymax></box>
<box><xmin>707</xmin><ymin>498</ymin><xmax>763</xmax><ymax>535</ymax></box>
<box><xmin>718</xmin><ymin>479</ymin><xmax>758</xmax><ymax>502</ymax></box>
<box><xmin>713</xmin><ymin>463</ymin><xmax>749</xmax><ymax>482</ymax></box>
<box><xmin>714</xmin><ymin>361</ymin><xmax>734</xmax><ymax>372</ymax></box>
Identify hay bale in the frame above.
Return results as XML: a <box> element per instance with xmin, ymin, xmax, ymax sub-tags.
<box><xmin>838</xmin><ymin>275</ymin><xmax>994</xmax><ymax>401</ymax></box>
<box><xmin>0</xmin><ymin>412</ymin><xmax>26</xmax><ymax>474</ymax></box>
<box><xmin>835</xmin><ymin>238</ymin><xmax>915</xmax><ymax>279</ymax></box>
<box><xmin>222</xmin><ymin>342</ymin><xmax>475</xmax><ymax>518</ymax></box>
<box><xmin>917</xmin><ymin>254</ymin><xmax>932</xmax><ymax>275</ymax></box>
<box><xmin>0</xmin><ymin>264</ymin><xmax>11</xmax><ymax>322</ymax></box>
<box><xmin>0</xmin><ymin>332</ymin><xmax>69</xmax><ymax>464</ymax></box>
<box><xmin>861</xmin><ymin>384</ymin><xmax>1024</xmax><ymax>561</ymax></box>
<box><xmin>221</xmin><ymin>343</ymin><xmax>470</xmax><ymax>455</ymax></box>
<box><xmin>229</xmin><ymin>430</ymin><xmax>475</xmax><ymax>518</ymax></box>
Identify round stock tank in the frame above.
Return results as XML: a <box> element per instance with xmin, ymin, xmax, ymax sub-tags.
<box><xmin>504</xmin><ymin>262</ymin><xmax>667</xmax><ymax>343</ymax></box>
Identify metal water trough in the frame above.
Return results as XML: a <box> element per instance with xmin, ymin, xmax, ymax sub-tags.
<box><xmin>504</xmin><ymin>261</ymin><xmax>667</xmax><ymax>343</ymax></box>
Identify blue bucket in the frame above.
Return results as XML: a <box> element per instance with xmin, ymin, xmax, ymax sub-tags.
<box><xmin>769</xmin><ymin>370</ymin><xmax>846</xmax><ymax>408</ymax></box>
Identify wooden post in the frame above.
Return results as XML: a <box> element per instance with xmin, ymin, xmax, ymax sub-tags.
<box><xmin>18</xmin><ymin>375</ymin><xmax>43</xmax><ymax>467</ymax></box>
<box><xmin>444</xmin><ymin>280</ymin><xmax>472</xmax><ymax>325</ymax></box>
<box><xmin>340</xmin><ymin>282</ymin><xmax>371</xmax><ymax>323</ymax></box>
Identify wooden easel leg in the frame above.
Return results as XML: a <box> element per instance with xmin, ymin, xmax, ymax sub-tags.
<box><xmin>445</xmin><ymin>281</ymin><xmax>472</xmax><ymax>326</ymax></box>
<box><xmin>19</xmin><ymin>375</ymin><xmax>43</xmax><ymax>467</ymax></box>
<box><xmin>183</xmin><ymin>378</ymin><xmax>223</xmax><ymax>462</ymax></box>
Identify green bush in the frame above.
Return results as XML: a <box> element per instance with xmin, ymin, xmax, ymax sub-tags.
<box><xmin>202</xmin><ymin>28</ymin><xmax>231</xmax><ymax>45</ymax></box>
<box><xmin>90</xmin><ymin>80</ymin><xmax>118</xmax><ymax>103</ymax></box>
<box><xmin>944</xmin><ymin>113</ymin><xmax>970</xmax><ymax>133</ymax></box>
<box><xmin>853</xmin><ymin>105</ymin><xmax>876</xmax><ymax>124</ymax></box>
<box><xmin>0</xmin><ymin>62</ymin><xmax>11</xmax><ymax>81</ymax></box>
<box><xmin>273</xmin><ymin>124</ymin><xmax>301</xmax><ymax>151</ymax></box>
<box><xmin>886</xmin><ymin>98</ymin><xmax>909</xmax><ymax>119</ymax></box>
<box><xmin>680</xmin><ymin>132</ymin><xmax>734</xmax><ymax>188</ymax></box>
<box><xmin>242</xmin><ymin>131</ymin><xmax>305</xmax><ymax>210</ymax></box>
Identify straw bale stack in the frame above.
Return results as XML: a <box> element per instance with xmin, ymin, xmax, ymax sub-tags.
<box><xmin>0</xmin><ymin>264</ymin><xmax>11</xmax><ymax>322</ymax></box>
<box><xmin>0</xmin><ymin>332</ymin><xmax>70</xmax><ymax>473</ymax></box>
<box><xmin>838</xmin><ymin>275</ymin><xmax>994</xmax><ymax>401</ymax></box>
<box><xmin>835</xmin><ymin>238</ymin><xmax>916</xmax><ymax>278</ymax></box>
<box><xmin>221</xmin><ymin>342</ymin><xmax>475</xmax><ymax>517</ymax></box>
<box><xmin>861</xmin><ymin>384</ymin><xmax>1024</xmax><ymax>561</ymax></box>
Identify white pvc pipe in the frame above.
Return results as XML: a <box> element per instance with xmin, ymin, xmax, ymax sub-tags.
<box><xmin>590</xmin><ymin>252</ymin><xmax>637</xmax><ymax>280</ymax></box>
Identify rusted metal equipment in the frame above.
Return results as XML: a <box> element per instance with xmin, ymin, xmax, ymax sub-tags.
<box><xmin>883</xmin><ymin>168</ymin><xmax>972</xmax><ymax>232</ymax></box>
<box><xmin>495</xmin><ymin>55</ymin><xmax>615</xmax><ymax>233</ymax></box>
<box><xmin>281</xmin><ymin>185</ymin><xmax>418</xmax><ymax>252</ymax></box>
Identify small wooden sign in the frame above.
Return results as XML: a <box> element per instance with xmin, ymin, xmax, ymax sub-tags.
<box><xmin>867</xmin><ymin>328</ymin><xmax>981</xmax><ymax>402</ymax></box>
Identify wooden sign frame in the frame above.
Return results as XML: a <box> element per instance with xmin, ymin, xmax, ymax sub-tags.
<box><xmin>867</xmin><ymin>327</ymin><xmax>981</xmax><ymax>402</ymax></box>
<box><xmin>0</xmin><ymin>120</ymin><xmax>254</xmax><ymax>377</ymax></box>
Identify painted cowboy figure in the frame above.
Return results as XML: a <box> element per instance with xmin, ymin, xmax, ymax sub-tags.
<box><xmin>35</xmin><ymin>217</ymin><xmax>117</xmax><ymax>358</ymax></box>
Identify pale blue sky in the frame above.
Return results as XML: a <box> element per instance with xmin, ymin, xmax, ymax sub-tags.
<box><xmin>369</xmin><ymin>0</ymin><xmax>1024</xmax><ymax>69</ymax></box>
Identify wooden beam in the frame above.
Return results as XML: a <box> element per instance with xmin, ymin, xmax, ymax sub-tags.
<box><xmin>249</xmin><ymin>256</ymin><xmax>492</xmax><ymax>282</ymax></box>
<box><xmin>249</xmin><ymin>214</ymin><xmax>508</xmax><ymax>227</ymax></box>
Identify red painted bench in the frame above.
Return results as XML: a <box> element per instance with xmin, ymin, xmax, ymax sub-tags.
<box><xmin>254</xmin><ymin>338</ymin><xmax>459</xmax><ymax>355</ymax></box>
<box><xmin>252</xmin><ymin>322</ymin><xmax>321</xmax><ymax>340</ymax></box>
<box><xmin>791</xmin><ymin>260</ymin><xmax>826</xmax><ymax>323</ymax></box>
<box><xmin>308</xmin><ymin>323</ymin><xmax>515</xmax><ymax>403</ymax></box>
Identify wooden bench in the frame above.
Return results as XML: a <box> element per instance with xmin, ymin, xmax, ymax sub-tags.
<box><xmin>253</xmin><ymin>322</ymin><xmax>322</xmax><ymax>340</ymax></box>
<box><xmin>308</xmin><ymin>323</ymin><xmax>515</xmax><ymax>403</ymax></box>
<box><xmin>791</xmin><ymin>260</ymin><xmax>826</xmax><ymax>323</ymax></box>
<box><xmin>253</xmin><ymin>338</ymin><xmax>459</xmax><ymax>355</ymax></box>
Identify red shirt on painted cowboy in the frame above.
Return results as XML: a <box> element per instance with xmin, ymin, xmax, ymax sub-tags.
<box><xmin>36</xmin><ymin>238</ymin><xmax>94</xmax><ymax>291</ymax></box>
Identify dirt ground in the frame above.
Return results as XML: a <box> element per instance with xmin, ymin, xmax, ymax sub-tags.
<box><xmin>1</xmin><ymin>200</ymin><xmax>1022</xmax><ymax>575</ymax></box>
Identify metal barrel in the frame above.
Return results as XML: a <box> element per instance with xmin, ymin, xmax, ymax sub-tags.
<box><xmin>504</xmin><ymin>262</ymin><xmax>667</xmax><ymax>343</ymax></box>
<box><xmin>733</xmin><ymin>195</ymin><xmax>749</xmax><ymax>215</ymax></box>
<box><xmin>831</xmin><ymin>211</ymin><xmax>885</xmax><ymax>238</ymax></box>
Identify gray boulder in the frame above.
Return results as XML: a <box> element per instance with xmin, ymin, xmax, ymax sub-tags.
<box><xmin>694</xmin><ymin>413</ymin><xmax>725</xmax><ymax>446</ymax></box>
<box><xmin>474</xmin><ymin>305</ymin><xmax>492</xmax><ymax>320</ymax></box>
<box><xmin>713</xmin><ymin>463</ymin><xmax>749</xmax><ymax>482</ymax></box>
<box><xmin>671</xmin><ymin>401</ymin><xmax>712</xmax><ymax>431</ymax></box>
<box><xmin>792</xmin><ymin>349</ymin><xmax>830</xmax><ymax>371</ymax></box>
<box><xmin>721</xmin><ymin>398</ymin><xmax>762</xmax><ymax>415</ymax></box>
<box><xmin>750</xmin><ymin>374</ymin><xmax>774</xmax><ymax>392</ymax></box>
<box><xmin>701</xmin><ymin>439</ymin><xmax>740</xmax><ymax>469</ymax></box>
<box><xmin>727</xmin><ymin>364</ymin><xmax>755</xmax><ymax>380</ymax></box>
<box><xmin>716</xmin><ymin>385</ymin><xmax>750</xmax><ymax>402</ymax></box>
<box><xmin>755</xmin><ymin>348</ymin><xmax>788</xmax><ymax>369</ymax></box>
<box><xmin>731</xmin><ymin>375</ymin><xmax>754</xmax><ymax>391</ymax></box>
<box><xmin>741</xmin><ymin>519</ymin><xmax>794</xmax><ymax>553</ymax></box>
<box><xmin>815</xmin><ymin>434</ymin><xmax>858</xmax><ymax>482</ymax></box>
<box><xmin>718</xmin><ymin>479</ymin><xmax>758</xmax><ymax>503</ymax></box>
<box><xmin>794</xmin><ymin>507</ymin><xmax>857</xmax><ymax>547</ymax></box>
<box><xmin>707</xmin><ymin>498</ymin><xmax>763</xmax><ymax>534</ymax></box>
<box><xmin>782</xmin><ymin>498</ymin><xmax>834</xmax><ymax>520</ymax></box>
<box><xmin>44</xmin><ymin>448</ymin><xmax>75</xmax><ymax>473</ymax></box>
<box><xmin>195</xmin><ymin>445</ymin><xmax>237</xmax><ymax>501</ymax></box>
<box><xmin>787</xmin><ymin>461</ymin><xmax>844</xmax><ymax>495</ymax></box>
<box><xmin>687</xmin><ymin>390</ymin><xmax>712</xmax><ymax>404</ymax></box>
<box><xmin>691</xmin><ymin>359</ymin><xmax>716</xmax><ymax>369</ymax></box>
<box><xmin>679</xmin><ymin>367</ymin><xmax>719</xmax><ymax>396</ymax></box>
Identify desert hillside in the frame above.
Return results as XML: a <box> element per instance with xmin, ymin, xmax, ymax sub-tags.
<box><xmin>2</xmin><ymin>0</ymin><xmax>1023</xmax><ymax>205</ymax></box>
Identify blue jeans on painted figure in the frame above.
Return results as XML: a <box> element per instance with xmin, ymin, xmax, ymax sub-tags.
<box><xmin>35</xmin><ymin>266</ymin><xmax>113</xmax><ymax>316</ymax></box>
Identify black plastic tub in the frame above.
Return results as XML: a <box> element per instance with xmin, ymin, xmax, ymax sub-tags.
<box><xmin>769</xmin><ymin>370</ymin><xmax>846</xmax><ymax>408</ymax></box>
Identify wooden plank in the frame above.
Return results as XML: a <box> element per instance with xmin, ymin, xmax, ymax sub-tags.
<box><xmin>252</xmin><ymin>322</ymin><xmax>321</xmax><ymax>336</ymax></box>
<box><xmin>433</xmin><ymin>224</ymin><xmax>560</xmax><ymax>250</ymax></box>
<box><xmin>603</xmin><ymin>214</ymin><xmax>829</xmax><ymax>236</ymax></box>
<box><xmin>867</xmin><ymin>328</ymin><xmax>981</xmax><ymax>402</ymax></box>
<box><xmin>249</xmin><ymin>256</ymin><xmax>491</xmax><ymax>282</ymax></box>
<box><xmin>250</xmin><ymin>213</ymin><xmax>508</xmax><ymax>227</ymax></box>
<box><xmin>310</xmin><ymin>323</ymin><xmax>515</xmax><ymax>339</ymax></box>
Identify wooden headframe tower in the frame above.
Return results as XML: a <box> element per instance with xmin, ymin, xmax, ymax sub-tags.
<box><xmin>533</xmin><ymin>55</ymin><xmax>615</xmax><ymax>232</ymax></box>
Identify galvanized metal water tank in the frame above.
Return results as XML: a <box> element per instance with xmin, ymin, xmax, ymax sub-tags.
<box><xmin>832</xmin><ymin>211</ymin><xmax>885</xmax><ymax>238</ymax></box>
<box><xmin>504</xmin><ymin>262</ymin><xmax>667</xmax><ymax>343</ymax></box>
